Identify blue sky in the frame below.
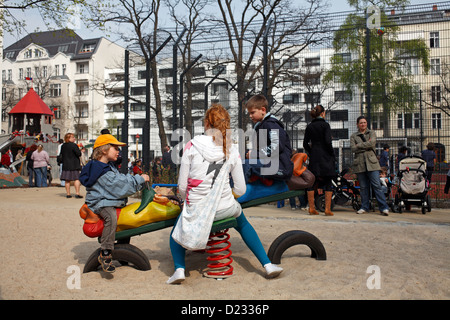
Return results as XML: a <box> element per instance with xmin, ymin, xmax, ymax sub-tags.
<box><xmin>2</xmin><ymin>0</ymin><xmax>436</xmax><ymax>48</ymax></box>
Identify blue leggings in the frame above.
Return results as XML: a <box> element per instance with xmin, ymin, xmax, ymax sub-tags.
<box><xmin>169</xmin><ymin>212</ymin><xmax>271</xmax><ymax>270</ymax></box>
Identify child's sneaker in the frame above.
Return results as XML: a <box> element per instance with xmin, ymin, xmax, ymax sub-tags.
<box><xmin>98</xmin><ymin>251</ymin><xmax>115</xmax><ymax>273</ymax></box>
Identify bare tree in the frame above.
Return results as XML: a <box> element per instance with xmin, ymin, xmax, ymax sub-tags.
<box><xmin>207</xmin><ymin>0</ymin><xmax>328</xmax><ymax>129</ymax></box>
<box><xmin>90</xmin><ymin>0</ymin><xmax>171</xmax><ymax>152</ymax></box>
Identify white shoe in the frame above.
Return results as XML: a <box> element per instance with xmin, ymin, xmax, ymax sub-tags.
<box><xmin>264</xmin><ymin>263</ymin><xmax>283</xmax><ymax>279</ymax></box>
<box><xmin>166</xmin><ymin>268</ymin><xmax>185</xmax><ymax>284</ymax></box>
<box><xmin>357</xmin><ymin>208</ymin><xmax>367</xmax><ymax>214</ymax></box>
<box><xmin>381</xmin><ymin>209</ymin><xmax>389</xmax><ymax>216</ymax></box>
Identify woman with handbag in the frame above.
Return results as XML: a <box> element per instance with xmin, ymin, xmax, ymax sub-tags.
<box><xmin>350</xmin><ymin>116</ymin><xmax>389</xmax><ymax>216</ymax></box>
<box><xmin>168</xmin><ymin>104</ymin><xmax>283</xmax><ymax>284</ymax></box>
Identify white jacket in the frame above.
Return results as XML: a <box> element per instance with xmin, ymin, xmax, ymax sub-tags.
<box><xmin>178</xmin><ymin>135</ymin><xmax>246</xmax><ymax>212</ymax></box>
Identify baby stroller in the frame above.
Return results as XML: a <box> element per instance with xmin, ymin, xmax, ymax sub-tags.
<box><xmin>315</xmin><ymin>168</ymin><xmax>361</xmax><ymax>212</ymax></box>
<box><xmin>394</xmin><ymin>156</ymin><xmax>431</xmax><ymax>214</ymax></box>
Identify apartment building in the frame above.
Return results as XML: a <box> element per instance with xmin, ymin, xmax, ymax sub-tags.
<box><xmin>2</xmin><ymin>29</ymin><xmax>126</xmax><ymax>143</ymax></box>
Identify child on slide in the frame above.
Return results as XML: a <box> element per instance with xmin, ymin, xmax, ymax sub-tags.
<box><xmin>167</xmin><ymin>104</ymin><xmax>283</xmax><ymax>284</ymax></box>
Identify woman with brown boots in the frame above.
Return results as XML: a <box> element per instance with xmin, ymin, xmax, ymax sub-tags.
<box><xmin>303</xmin><ymin>105</ymin><xmax>336</xmax><ymax>216</ymax></box>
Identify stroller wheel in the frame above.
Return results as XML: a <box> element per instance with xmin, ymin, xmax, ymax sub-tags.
<box><xmin>427</xmin><ymin>195</ymin><xmax>432</xmax><ymax>212</ymax></box>
<box><xmin>421</xmin><ymin>206</ymin><xmax>426</xmax><ymax>214</ymax></box>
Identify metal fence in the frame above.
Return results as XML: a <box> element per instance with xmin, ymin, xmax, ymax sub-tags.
<box><xmin>131</xmin><ymin>1</ymin><xmax>450</xmax><ymax>206</ymax></box>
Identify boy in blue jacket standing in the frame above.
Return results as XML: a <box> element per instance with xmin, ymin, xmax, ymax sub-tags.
<box><xmin>80</xmin><ymin>134</ymin><xmax>149</xmax><ymax>273</ymax></box>
<box><xmin>244</xmin><ymin>94</ymin><xmax>293</xmax><ymax>184</ymax></box>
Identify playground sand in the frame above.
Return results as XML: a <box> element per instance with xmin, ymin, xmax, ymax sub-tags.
<box><xmin>0</xmin><ymin>185</ymin><xmax>449</xmax><ymax>300</ymax></box>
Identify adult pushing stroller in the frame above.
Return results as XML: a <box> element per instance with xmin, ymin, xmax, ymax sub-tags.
<box><xmin>394</xmin><ymin>156</ymin><xmax>431</xmax><ymax>214</ymax></box>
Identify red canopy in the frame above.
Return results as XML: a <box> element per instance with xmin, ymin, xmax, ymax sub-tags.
<box><xmin>9</xmin><ymin>88</ymin><xmax>54</xmax><ymax>116</ymax></box>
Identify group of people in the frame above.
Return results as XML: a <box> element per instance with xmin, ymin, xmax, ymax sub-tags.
<box><xmin>76</xmin><ymin>93</ymin><xmax>448</xmax><ymax>285</ymax></box>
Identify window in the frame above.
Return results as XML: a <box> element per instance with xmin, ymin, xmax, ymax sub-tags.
<box><xmin>304</xmin><ymin>73</ymin><xmax>320</xmax><ymax>86</ymax></box>
<box><xmin>131</xmin><ymin>86</ymin><xmax>146</xmax><ymax>96</ymax></box>
<box><xmin>431</xmin><ymin>58</ymin><xmax>440</xmax><ymax>75</ymax></box>
<box><xmin>191</xmin><ymin>67</ymin><xmax>206</xmax><ymax>77</ymax></box>
<box><xmin>35</xmin><ymin>67</ymin><xmax>40</xmax><ymax>78</ymax></box>
<box><xmin>55</xmin><ymin>65</ymin><xmax>60</xmax><ymax>76</ymax></box>
<box><xmin>62</xmin><ymin>64</ymin><xmax>66</xmax><ymax>76</ymax></box>
<box><xmin>431</xmin><ymin>86</ymin><xmax>441</xmax><ymax>103</ymax></box>
<box><xmin>8</xmin><ymin>69</ymin><xmax>12</xmax><ymax>81</ymax></box>
<box><xmin>304</xmin><ymin>57</ymin><xmax>320</xmax><ymax>67</ymax></box>
<box><xmin>334</xmin><ymin>53</ymin><xmax>351</xmax><ymax>63</ymax></box>
<box><xmin>58</xmin><ymin>45</ymin><xmax>69</xmax><ymax>53</ymax></box>
<box><xmin>75</xmin><ymin>125</ymin><xmax>88</xmax><ymax>140</ymax></box>
<box><xmin>334</xmin><ymin>90</ymin><xmax>352</xmax><ymax>101</ymax></box>
<box><xmin>130</xmin><ymin>103</ymin><xmax>145</xmax><ymax>111</ymax></box>
<box><xmin>430</xmin><ymin>32</ymin><xmax>439</xmax><ymax>48</ymax></box>
<box><xmin>77</xmin><ymin>62</ymin><xmax>88</xmax><ymax>74</ymax></box>
<box><xmin>19</xmin><ymin>68</ymin><xmax>23</xmax><ymax>80</ymax></box>
<box><xmin>43</xmin><ymin>66</ymin><xmax>47</xmax><ymax>78</ymax></box>
<box><xmin>282</xmin><ymin>94</ymin><xmax>300</xmax><ymax>104</ymax></box>
<box><xmin>80</xmin><ymin>43</ymin><xmax>95</xmax><ymax>53</ymax></box>
<box><xmin>304</xmin><ymin>92</ymin><xmax>320</xmax><ymax>104</ymax></box>
<box><xmin>132</xmin><ymin>119</ymin><xmax>145</xmax><ymax>128</ymax></box>
<box><xmin>51</xmin><ymin>106</ymin><xmax>61</xmax><ymax>119</ymax></box>
<box><xmin>26</xmin><ymin>68</ymin><xmax>31</xmax><ymax>78</ymax></box>
<box><xmin>137</xmin><ymin>70</ymin><xmax>147</xmax><ymax>80</ymax></box>
<box><xmin>371</xmin><ymin>114</ymin><xmax>384</xmax><ymax>130</ymax></box>
<box><xmin>50</xmin><ymin>84</ymin><xmax>61</xmax><ymax>97</ymax></box>
<box><xmin>76</xmin><ymin>104</ymin><xmax>89</xmax><ymax>118</ymax></box>
<box><xmin>397</xmin><ymin>113</ymin><xmax>420</xmax><ymax>129</ymax></box>
<box><xmin>212</xmin><ymin>83</ymin><xmax>228</xmax><ymax>95</ymax></box>
<box><xmin>24</xmin><ymin>49</ymin><xmax>32</xmax><ymax>59</ymax></box>
<box><xmin>284</xmin><ymin>57</ymin><xmax>299</xmax><ymax>69</ymax></box>
<box><xmin>76</xmin><ymin>83</ymin><xmax>89</xmax><ymax>95</ymax></box>
<box><xmin>212</xmin><ymin>65</ymin><xmax>226</xmax><ymax>75</ymax></box>
<box><xmin>399</xmin><ymin>58</ymin><xmax>419</xmax><ymax>75</ymax></box>
<box><xmin>329</xmin><ymin>110</ymin><xmax>348</xmax><ymax>121</ymax></box>
<box><xmin>34</xmin><ymin>49</ymin><xmax>42</xmax><ymax>58</ymax></box>
<box><xmin>159</xmin><ymin>68</ymin><xmax>173</xmax><ymax>78</ymax></box>
<box><xmin>1</xmin><ymin>70</ymin><xmax>5</xmax><ymax>81</ymax></box>
<box><xmin>5</xmin><ymin>51</ymin><xmax>14</xmax><ymax>59</ymax></box>
<box><xmin>432</xmin><ymin>113</ymin><xmax>441</xmax><ymax>129</ymax></box>
<box><xmin>331</xmin><ymin>129</ymin><xmax>348</xmax><ymax>139</ymax></box>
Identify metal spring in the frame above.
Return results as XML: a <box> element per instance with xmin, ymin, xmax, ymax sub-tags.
<box><xmin>204</xmin><ymin>229</ymin><xmax>233</xmax><ymax>278</ymax></box>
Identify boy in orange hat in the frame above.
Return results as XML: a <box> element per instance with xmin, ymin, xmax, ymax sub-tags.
<box><xmin>80</xmin><ymin>134</ymin><xmax>150</xmax><ymax>272</ymax></box>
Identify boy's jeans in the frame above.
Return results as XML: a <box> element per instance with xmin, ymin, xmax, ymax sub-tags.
<box><xmin>357</xmin><ymin>170</ymin><xmax>389</xmax><ymax>212</ymax></box>
<box><xmin>98</xmin><ymin>207</ymin><xmax>117</xmax><ymax>252</ymax></box>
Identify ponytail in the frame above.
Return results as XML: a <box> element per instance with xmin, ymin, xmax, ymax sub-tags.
<box><xmin>205</xmin><ymin>104</ymin><xmax>231</xmax><ymax>159</ymax></box>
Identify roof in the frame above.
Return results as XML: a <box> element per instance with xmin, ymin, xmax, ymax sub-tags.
<box><xmin>9</xmin><ymin>88</ymin><xmax>54</xmax><ymax>116</ymax></box>
<box><xmin>3</xmin><ymin>29</ymin><xmax>101</xmax><ymax>61</ymax></box>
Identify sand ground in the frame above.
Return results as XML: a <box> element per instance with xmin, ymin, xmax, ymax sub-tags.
<box><xmin>0</xmin><ymin>182</ymin><xmax>449</xmax><ymax>300</ymax></box>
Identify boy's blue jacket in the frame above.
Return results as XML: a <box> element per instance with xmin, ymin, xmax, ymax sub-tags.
<box><xmin>80</xmin><ymin>160</ymin><xmax>145</xmax><ymax>213</ymax></box>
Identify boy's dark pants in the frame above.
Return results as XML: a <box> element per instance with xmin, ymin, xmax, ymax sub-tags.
<box><xmin>98</xmin><ymin>206</ymin><xmax>117</xmax><ymax>252</ymax></box>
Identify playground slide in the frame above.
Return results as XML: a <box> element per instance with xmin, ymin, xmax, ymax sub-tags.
<box><xmin>0</xmin><ymin>135</ymin><xmax>19</xmax><ymax>152</ymax></box>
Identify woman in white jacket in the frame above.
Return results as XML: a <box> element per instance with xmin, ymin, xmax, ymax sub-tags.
<box><xmin>167</xmin><ymin>104</ymin><xmax>283</xmax><ymax>284</ymax></box>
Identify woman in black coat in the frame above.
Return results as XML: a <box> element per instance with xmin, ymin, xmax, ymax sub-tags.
<box><xmin>60</xmin><ymin>132</ymin><xmax>82</xmax><ymax>198</ymax></box>
<box><xmin>303</xmin><ymin>105</ymin><xmax>336</xmax><ymax>216</ymax></box>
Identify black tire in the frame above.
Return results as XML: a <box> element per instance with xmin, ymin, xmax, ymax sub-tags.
<box><xmin>427</xmin><ymin>195</ymin><xmax>432</xmax><ymax>212</ymax></box>
<box><xmin>421</xmin><ymin>206</ymin><xmax>426</xmax><ymax>214</ymax></box>
<box><xmin>267</xmin><ymin>230</ymin><xmax>327</xmax><ymax>264</ymax></box>
<box><xmin>315</xmin><ymin>194</ymin><xmax>335</xmax><ymax>212</ymax></box>
<box><xmin>83</xmin><ymin>243</ymin><xmax>151</xmax><ymax>273</ymax></box>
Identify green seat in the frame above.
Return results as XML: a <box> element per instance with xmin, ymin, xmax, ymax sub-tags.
<box><xmin>112</xmin><ymin>189</ymin><xmax>304</xmax><ymax>242</ymax></box>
